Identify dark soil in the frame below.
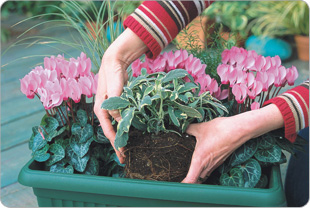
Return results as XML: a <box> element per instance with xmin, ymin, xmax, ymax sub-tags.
<box><xmin>124</xmin><ymin>129</ymin><xmax>196</xmax><ymax>182</ymax></box>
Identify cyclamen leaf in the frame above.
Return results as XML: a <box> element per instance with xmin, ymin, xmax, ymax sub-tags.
<box><xmin>220</xmin><ymin>168</ymin><xmax>244</xmax><ymax>187</ymax></box>
<box><xmin>46</xmin><ymin>144</ymin><xmax>65</xmax><ymax>166</ymax></box>
<box><xmin>229</xmin><ymin>139</ymin><xmax>257</xmax><ymax>167</ymax></box>
<box><xmin>96</xmin><ymin>127</ymin><xmax>110</xmax><ymax>144</ymax></box>
<box><xmin>76</xmin><ymin>109</ymin><xmax>88</xmax><ymax>126</ymax></box>
<box><xmin>41</xmin><ymin>116</ymin><xmax>59</xmax><ymax>133</ymax></box>
<box><xmin>47</xmin><ymin>127</ymin><xmax>66</xmax><ymax>142</ymax></box>
<box><xmin>50</xmin><ymin>160</ymin><xmax>74</xmax><ymax>174</ymax></box>
<box><xmin>168</xmin><ymin>106</ymin><xmax>180</xmax><ymax>127</ymax></box>
<box><xmin>101</xmin><ymin>97</ymin><xmax>131</xmax><ymax>110</ymax></box>
<box><xmin>257</xmin><ymin>135</ymin><xmax>275</xmax><ymax>150</ymax></box>
<box><xmin>68</xmin><ymin>149</ymin><xmax>90</xmax><ymax>173</ymax></box>
<box><xmin>255</xmin><ymin>174</ymin><xmax>268</xmax><ymax>188</ymax></box>
<box><xmin>237</xmin><ymin>159</ymin><xmax>261</xmax><ymax>188</ymax></box>
<box><xmin>33</xmin><ymin>144</ymin><xmax>50</xmax><ymax>162</ymax></box>
<box><xmin>70</xmin><ymin>136</ymin><xmax>93</xmax><ymax>158</ymax></box>
<box><xmin>32</xmin><ymin>131</ymin><xmax>47</xmax><ymax>152</ymax></box>
<box><xmin>83</xmin><ymin>157</ymin><xmax>99</xmax><ymax>175</ymax></box>
<box><xmin>162</xmin><ymin>69</ymin><xmax>190</xmax><ymax>83</ymax></box>
<box><xmin>174</xmin><ymin>102</ymin><xmax>202</xmax><ymax>119</ymax></box>
<box><xmin>254</xmin><ymin>145</ymin><xmax>282</xmax><ymax>163</ymax></box>
<box><xmin>71</xmin><ymin>123</ymin><xmax>94</xmax><ymax>143</ymax></box>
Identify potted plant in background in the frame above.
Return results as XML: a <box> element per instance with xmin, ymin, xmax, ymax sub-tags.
<box><xmin>202</xmin><ymin>1</ymin><xmax>252</xmax><ymax>47</ymax></box>
<box><xmin>246</xmin><ymin>1</ymin><xmax>309</xmax><ymax>61</ymax></box>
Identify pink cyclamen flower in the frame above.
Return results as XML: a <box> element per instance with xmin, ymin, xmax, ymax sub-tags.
<box><xmin>61</xmin><ymin>78</ymin><xmax>82</xmax><ymax>103</ymax></box>
<box><xmin>232</xmin><ymin>83</ymin><xmax>247</xmax><ymax>104</ymax></box>
<box><xmin>286</xmin><ymin>66</ymin><xmax>298</xmax><ymax>86</ymax></box>
<box><xmin>20</xmin><ymin>74</ymin><xmax>39</xmax><ymax>99</ymax></box>
<box><xmin>37</xmin><ymin>81</ymin><xmax>63</xmax><ymax>109</ymax></box>
<box><xmin>247</xmin><ymin>80</ymin><xmax>263</xmax><ymax>99</ymax></box>
<box><xmin>251</xmin><ymin>102</ymin><xmax>260</xmax><ymax>110</ymax></box>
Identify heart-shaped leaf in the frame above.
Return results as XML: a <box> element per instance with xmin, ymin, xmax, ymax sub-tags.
<box><xmin>32</xmin><ymin>129</ymin><xmax>47</xmax><ymax>152</ymax></box>
<box><xmin>257</xmin><ymin>135</ymin><xmax>275</xmax><ymax>149</ymax></box>
<box><xmin>69</xmin><ymin>152</ymin><xmax>90</xmax><ymax>173</ymax></box>
<box><xmin>255</xmin><ymin>174</ymin><xmax>268</xmax><ymax>188</ymax></box>
<box><xmin>254</xmin><ymin>145</ymin><xmax>282</xmax><ymax>163</ymax></box>
<box><xmin>46</xmin><ymin>126</ymin><xmax>66</xmax><ymax>142</ymax></box>
<box><xmin>220</xmin><ymin>168</ymin><xmax>244</xmax><ymax>187</ymax></box>
<box><xmin>237</xmin><ymin>159</ymin><xmax>261</xmax><ymax>188</ymax></box>
<box><xmin>33</xmin><ymin>144</ymin><xmax>50</xmax><ymax>162</ymax></box>
<box><xmin>71</xmin><ymin>123</ymin><xmax>94</xmax><ymax>143</ymax></box>
<box><xmin>50</xmin><ymin>160</ymin><xmax>74</xmax><ymax>174</ymax></box>
<box><xmin>83</xmin><ymin>157</ymin><xmax>99</xmax><ymax>175</ymax></box>
<box><xmin>95</xmin><ymin>127</ymin><xmax>110</xmax><ymax>144</ymax></box>
<box><xmin>229</xmin><ymin>139</ymin><xmax>257</xmax><ymax>167</ymax></box>
<box><xmin>70</xmin><ymin>136</ymin><xmax>93</xmax><ymax>158</ymax></box>
<box><xmin>76</xmin><ymin>109</ymin><xmax>88</xmax><ymax>126</ymax></box>
<box><xmin>41</xmin><ymin>116</ymin><xmax>59</xmax><ymax>133</ymax></box>
<box><xmin>46</xmin><ymin>143</ymin><xmax>65</xmax><ymax>166</ymax></box>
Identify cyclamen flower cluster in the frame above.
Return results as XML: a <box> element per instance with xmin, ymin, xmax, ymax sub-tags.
<box><xmin>132</xmin><ymin>49</ymin><xmax>227</xmax><ymax>100</ymax></box>
<box><xmin>217</xmin><ymin>47</ymin><xmax>298</xmax><ymax>108</ymax></box>
<box><xmin>20</xmin><ymin>52</ymin><xmax>98</xmax><ymax>109</ymax></box>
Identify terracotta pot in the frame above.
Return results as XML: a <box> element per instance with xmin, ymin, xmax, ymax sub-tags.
<box><xmin>176</xmin><ymin>16</ymin><xmax>215</xmax><ymax>49</ymax></box>
<box><xmin>220</xmin><ymin>32</ymin><xmax>246</xmax><ymax>47</ymax></box>
<box><xmin>294</xmin><ymin>35</ymin><xmax>309</xmax><ymax>61</ymax></box>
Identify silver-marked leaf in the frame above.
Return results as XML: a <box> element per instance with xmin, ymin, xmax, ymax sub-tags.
<box><xmin>229</xmin><ymin>139</ymin><xmax>257</xmax><ymax>167</ymax></box>
<box><xmin>96</xmin><ymin>127</ymin><xmax>110</xmax><ymax>144</ymax></box>
<box><xmin>50</xmin><ymin>160</ymin><xmax>74</xmax><ymax>174</ymax></box>
<box><xmin>257</xmin><ymin>135</ymin><xmax>275</xmax><ymax>149</ymax></box>
<box><xmin>220</xmin><ymin>168</ymin><xmax>244</xmax><ymax>187</ymax></box>
<box><xmin>168</xmin><ymin>106</ymin><xmax>180</xmax><ymax>127</ymax></box>
<box><xmin>162</xmin><ymin>69</ymin><xmax>190</xmax><ymax>83</ymax></box>
<box><xmin>71</xmin><ymin>123</ymin><xmax>94</xmax><ymax>143</ymax></box>
<box><xmin>101</xmin><ymin>97</ymin><xmax>131</xmax><ymax>110</ymax></box>
<box><xmin>41</xmin><ymin>116</ymin><xmax>59</xmax><ymax>133</ymax></box>
<box><xmin>255</xmin><ymin>174</ymin><xmax>268</xmax><ymax>188</ymax></box>
<box><xmin>237</xmin><ymin>159</ymin><xmax>261</xmax><ymax>188</ymax></box>
<box><xmin>115</xmin><ymin>132</ymin><xmax>129</xmax><ymax>150</ymax></box>
<box><xmin>46</xmin><ymin>143</ymin><xmax>65</xmax><ymax>166</ymax></box>
<box><xmin>55</xmin><ymin>138</ymin><xmax>70</xmax><ymax>149</ymax></box>
<box><xmin>33</xmin><ymin>144</ymin><xmax>50</xmax><ymax>162</ymax></box>
<box><xmin>174</xmin><ymin>102</ymin><xmax>202</xmax><ymax>119</ymax></box>
<box><xmin>68</xmin><ymin>152</ymin><xmax>90</xmax><ymax>173</ymax></box>
<box><xmin>83</xmin><ymin>157</ymin><xmax>99</xmax><ymax>175</ymax></box>
<box><xmin>117</xmin><ymin>107</ymin><xmax>135</xmax><ymax>133</ymax></box>
<box><xmin>76</xmin><ymin>109</ymin><xmax>88</xmax><ymax>126</ymax></box>
<box><xmin>47</xmin><ymin>127</ymin><xmax>66</xmax><ymax>142</ymax></box>
<box><xmin>32</xmin><ymin>130</ymin><xmax>47</xmax><ymax>152</ymax></box>
<box><xmin>70</xmin><ymin>136</ymin><xmax>93</xmax><ymax>158</ymax></box>
<box><xmin>254</xmin><ymin>145</ymin><xmax>282</xmax><ymax>163</ymax></box>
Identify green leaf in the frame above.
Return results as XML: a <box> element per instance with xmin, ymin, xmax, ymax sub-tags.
<box><xmin>144</xmin><ymin>86</ymin><xmax>154</xmax><ymax>97</ymax></box>
<box><xmin>83</xmin><ymin>157</ymin><xmax>99</xmax><ymax>175</ymax></box>
<box><xmin>33</xmin><ymin>144</ymin><xmax>50</xmax><ymax>162</ymax></box>
<box><xmin>174</xmin><ymin>102</ymin><xmax>202</xmax><ymax>119</ymax></box>
<box><xmin>131</xmin><ymin>117</ymin><xmax>147</xmax><ymax>131</ymax></box>
<box><xmin>41</xmin><ymin>116</ymin><xmax>59</xmax><ymax>133</ymax></box>
<box><xmin>96</xmin><ymin>127</ymin><xmax>110</xmax><ymax>144</ymax></box>
<box><xmin>55</xmin><ymin>138</ymin><xmax>70</xmax><ymax>149</ymax></box>
<box><xmin>67</xmin><ymin>146</ymin><xmax>90</xmax><ymax>173</ymax></box>
<box><xmin>46</xmin><ymin>144</ymin><xmax>65</xmax><ymax>166</ymax></box>
<box><xmin>115</xmin><ymin>132</ymin><xmax>129</xmax><ymax>150</ymax></box>
<box><xmin>140</xmin><ymin>95</ymin><xmax>152</xmax><ymax>109</ymax></box>
<box><xmin>50</xmin><ymin>160</ymin><xmax>74</xmax><ymax>174</ymax></box>
<box><xmin>170</xmin><ymin>91</ymin><xmax>178</xmax><ymax>101</ymax></box>
<box><xmin>237</xmin><ymin>159</ymin><xmax>261</xmax><ymax>188</ymax></box>
<box><xmin>162</xmin><ymin>69</ymin><xmax>191</xmax><ymax>83</ymax></box>
<box><xmin>168</xmin><ymin>106</ymin><xmax>180</xmax><ymax>127</ymax></box>
<box><xmin>254</xmin><ymin>145</ymin><xmax>282</xmax><ymax>163</ymax></box>
<box><xmin>220</xmin><ymin>168</ymin><xmax>244</xmax><ymax>187</ymax></box>
<box><xmin>257</xmin><ymin>135</ymin><xmax>275</xmax><ymax>149</ymax></box>
<box><xmin>101</xmin><ymin>97</ymin><xmax>131</xmax><ymax>110</ymax></box>
<box><xmin>32</xmin><ymin>130</ymin><xmax>47</xmax><ymax>152</ymax></box>
<box><xmin>76</xmin><ymin>109</ymin><xmax>88</xmax><ymax>126</ymax></box>
<box><xmin>151</xmin><ymin>94</ymin><xmax>161</xmax><ymax>101</ymax></box>
<box><xmin>229</xmin><ymin>139</ymin><xmax>257</xmax><ymax>167</ymax></box>
<box><xmin>178</xmin><ymin>82</ymin><xmax>198</xmax><ymax>93</ymax></box>
<box><xmin>128</xmin><ymin>76</ymin><xmax>147</xmax><ymax>89</ymax></box>
<box><xmin>117</xmin><ymin>107</ymin><xmax>135</xmax><ymax>133</ymax></box>
<box><xmin>255</xmin><ymin>174</ymin><xmax>268</xmax><ymax>188</ymax></box>
<box><xmin>70</xmin><ymin>136</ymin><xmax>93</xmax><ymax>158</ymax></box>
<box><xmin>46</xmin><ymin>127</ymin><xmax>66</xmax><ymax>142</ymax></box>
<box><xmin>71</xmin><ymin>123</ymin><xmax>94</xmax><ymax>143</ymax></box>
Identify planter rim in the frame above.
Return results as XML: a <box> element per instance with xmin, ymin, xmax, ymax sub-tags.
<box><xmin>18</xmin><ymin>159</ymin><xmax>286</xmax><ymax>206</ymax></box>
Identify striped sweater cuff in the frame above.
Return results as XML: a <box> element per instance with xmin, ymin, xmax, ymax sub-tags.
<box><xmin>263</xmin><ymin>82</ymin><xmax>309</xmax><ymax>143</ymax></box>
<box><xmin>124</xmin><ymin>1</ymin><xmax>210</xmax><ymax>59</ymax></box>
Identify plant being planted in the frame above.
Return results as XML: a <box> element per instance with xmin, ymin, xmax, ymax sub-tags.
<box><xmin>102</xmin><ymin>50</ymin><xmax>228</xmax><ymax>182</ymax></box>
<box><xmin>20</xmin><ymin>52</ymin><xmax>124</xmax><ymax>176</ymax></box>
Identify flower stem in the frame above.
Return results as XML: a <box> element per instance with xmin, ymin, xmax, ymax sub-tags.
<box><xmin>92</xmin><ymin>96</ymin><xmax>95</xmax><ymax>126</ymax></box>
<box><xmin>56</xmin><ymin>107</ymin><xmax>65</xmax><ymax>127</ymax></box>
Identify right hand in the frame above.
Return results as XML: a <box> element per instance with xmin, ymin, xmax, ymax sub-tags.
<box><xmin>94</xmin><ymin>28</ymin><xmax>148</xmax><ymax>163</ymax></box>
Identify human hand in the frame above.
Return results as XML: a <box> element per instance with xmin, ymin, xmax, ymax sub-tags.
<box><xmin>182</xmin><ymin>104</ymin><xmax>284</xmax><ymax>183</ymax></box>
<box><xmin>94</xmin><ymin>28</ymin><xmax>148</xmax><ymax>163</ymax></box>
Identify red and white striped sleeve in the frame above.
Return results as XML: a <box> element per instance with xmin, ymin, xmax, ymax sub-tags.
<box><xmin>123</xmin><ymin>1</ymin><xmax>213</xmax><ymax>59</ymax></box>
<box><xmin>264</xmin><ymin>80</ymin><xmax>309</xmax><ymax>143</ymax></box>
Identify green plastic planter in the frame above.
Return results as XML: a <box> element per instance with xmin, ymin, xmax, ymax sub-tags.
<box><xmin>19</xmin><ymin>159</ymin><xmax>286</xmax><ymax>207</ymax></box>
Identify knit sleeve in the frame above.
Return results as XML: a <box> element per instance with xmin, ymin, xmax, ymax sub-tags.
<box><xmin>263</xmin><ymin>80</ymin><xmax>309</xmax><ymax>143</ymax></box>
<box><xmin>123</xmin><ymin>1</ymin><xmax>213</xmax><ymax>59</ymax></box>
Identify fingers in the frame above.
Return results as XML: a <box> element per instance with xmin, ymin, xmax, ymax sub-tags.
<box><xmin>186</xmin><ymin>123</ymin><xmax>201</xmax><ymax>137</ymax></box>
<box><xmin>182</xmin><ymin>146</ymin><xmax>204</xmax><ymax>183</ymax></box>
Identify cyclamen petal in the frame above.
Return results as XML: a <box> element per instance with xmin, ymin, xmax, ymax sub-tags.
<box><xmin>286</xmin><ymin>66</ymin><xmax>298</xmax><ymax>86</ymax></box>
<box><xmin>251</xmin><ymin>102</ymin><xmax>260</xmax><ymax>110</ymax></box>
<box><xmin>79</xmin><ymin>76</ymin><xmax>93</xmax><ymax>98</ymax></box>
<box><xmin>232</xmin><ymin>83</ymin><xmax>247</xmax><ymax>104</ymax></box>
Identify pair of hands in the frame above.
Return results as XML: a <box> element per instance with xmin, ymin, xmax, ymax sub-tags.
<box><xmin>94</xmin><ymin>28</ymin><xmax>284</xmax><ymax>184</ymax></box>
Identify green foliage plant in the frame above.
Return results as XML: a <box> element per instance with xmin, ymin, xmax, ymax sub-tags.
<box><xmin>102</xmin><ymin>68</ymin><xmax>227</xmax><ymax>150</ymax></box>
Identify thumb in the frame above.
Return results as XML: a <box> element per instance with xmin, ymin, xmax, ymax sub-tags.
<box><xmin>186</xmin><ymin>123</ymin><xmax>201</xmax><ymax>137</ymax></box>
